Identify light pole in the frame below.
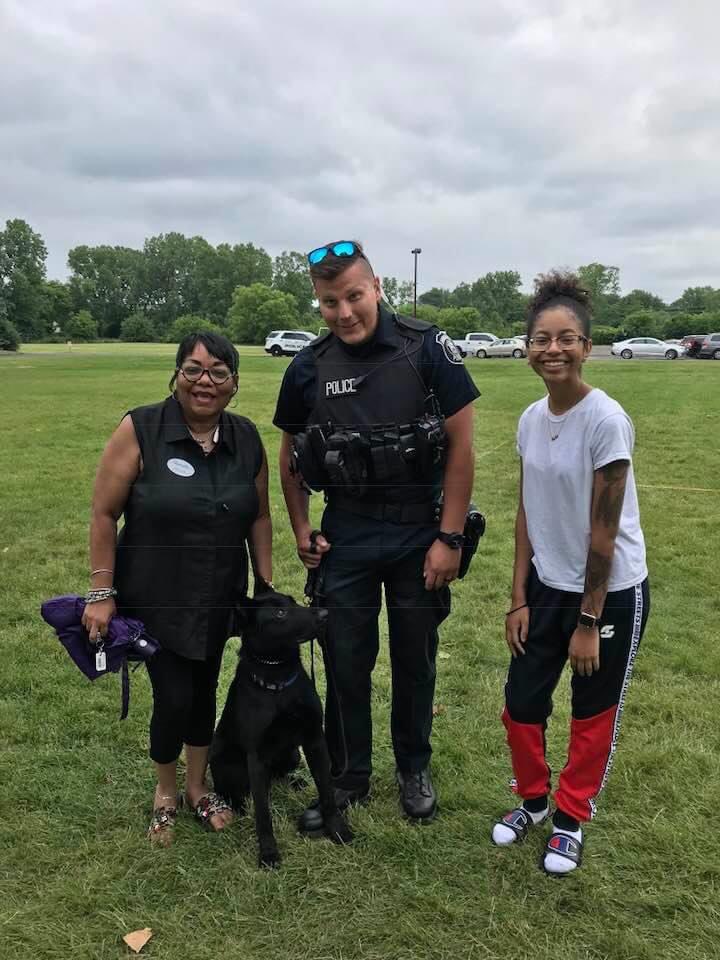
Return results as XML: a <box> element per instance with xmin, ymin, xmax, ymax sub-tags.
<box><xmin>411</xmin><ymin>247</ymin><xmax>422</xmax><ymax>317</ymax></box>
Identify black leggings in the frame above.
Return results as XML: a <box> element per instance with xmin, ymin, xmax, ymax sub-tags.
<box><xmin>146</xmin><ymin>647</ymin><xmax>225</xmax><ymax>764</ymax></box>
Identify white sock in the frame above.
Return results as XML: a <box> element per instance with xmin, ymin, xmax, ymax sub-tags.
<box><xmin>543</xmin><ymin>826</ymin><xmax>583</xmax><ymax>874</ymax></box>
<box><xmin>492</xmin><ymin>804</ymin><xmax>549</xmax><ymax>846</ymax></box>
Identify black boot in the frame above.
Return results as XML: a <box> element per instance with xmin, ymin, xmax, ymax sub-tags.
<box><xmin>297</xmin><ymin>786</ymin><xmax>370</xmax><ymax>837</ymax></box>
<box><xmin>396</xmin><ymin>768</ymin><xmax>437</xmax><ymax>823</ymax></box>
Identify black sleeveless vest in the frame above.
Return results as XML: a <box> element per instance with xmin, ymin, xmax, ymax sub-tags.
<box><xmin>115</xmin><ymin>396</ymin><xmax>262</xmax><ymax>659</ymax></box>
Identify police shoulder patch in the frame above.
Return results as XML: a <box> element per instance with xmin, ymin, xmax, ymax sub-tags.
<box><xmin>436</xmin><ymin>331</ymin><xmax>464</xmax><ymax>365</ymax></box>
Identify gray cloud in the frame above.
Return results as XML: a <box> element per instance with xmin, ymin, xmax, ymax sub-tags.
<box><xmin>1</xmin><ymin>0</ymin><xmax>718</xmax><ymax>299</ymax></box>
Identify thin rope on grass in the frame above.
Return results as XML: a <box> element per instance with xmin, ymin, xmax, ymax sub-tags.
<box><xmin>475</xmin><ymin>439</ymin><xmax>515</xmax><ymax>461</ymax></box>
<box><xmin>473</xmin><ymin>442</ymin><xmax>719</xmax><ymax>491</ymax></box>
<box><xmin>637</xmin><ymin>483</ymin><xmax>719</xmax><ymax>494</ymax></box>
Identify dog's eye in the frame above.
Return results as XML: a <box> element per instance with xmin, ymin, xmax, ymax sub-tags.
<box><xmin>274</xmin><ymin>609</ymin><xmax>288</xmax><ymax>620</ymax></box>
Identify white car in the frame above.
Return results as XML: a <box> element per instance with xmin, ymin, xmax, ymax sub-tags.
<box><xmin>475</xmin><ymin>337</ymin><xmax>527</xmax><ymax>359</ymax></box>
<box><xmin>264</xmin><ymin>330</ymin><xmax>316</xmax><ymax>356</ymax></box>
<box><xmin>453</xmin><ymin>332</ymin><xmax>498</xmax><ymax>357</ymax></box>
<box><xmin>611</xmin><ymin>337</ymin><xmax>685</xmax><ymax>360</ymax></box>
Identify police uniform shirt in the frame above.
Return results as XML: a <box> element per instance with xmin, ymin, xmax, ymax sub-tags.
<box><xmin>273</xmin><ymin>305</ymin><xmax>480</xmax><ymax>435</ymax></box>
<box><xmin>115</xmin><ymin>395</ymin><xmax>263</xmax><ymax>660</ymax></box>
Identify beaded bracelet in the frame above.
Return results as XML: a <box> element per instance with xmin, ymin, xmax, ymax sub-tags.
<box><xmin>86</xmin><ymin>587</ymin><xmax>118</xmax><ymax>603</ymax></box>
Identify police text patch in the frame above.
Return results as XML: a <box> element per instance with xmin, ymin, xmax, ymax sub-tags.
<box><xmin>325</xmin><ymin>377</ymin><xmax>357</xmax><ymax>398</ymax></box>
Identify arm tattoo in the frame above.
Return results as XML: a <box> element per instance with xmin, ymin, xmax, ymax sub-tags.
<box><xmin>584</xmin><ymin>549</ymin><xmax>612</xmax><ymax>594</ymax></box>
<box><xmin>595</xmin><ymin>461</ymin><xmax>628</xmax><ymax>529</ymax></box>
<box><xmin>582</xmin><ymin>461</ymin><xmax>629</xmax><ymax>609</ymax></box>
<box><xmin>600</xmin><ymin>461</ymin><xmax>628</xmax><ymax>483</ymax></box>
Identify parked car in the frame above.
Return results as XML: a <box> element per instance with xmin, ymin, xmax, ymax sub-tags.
<box><xmin>697</xmin><ymin>332</ymin><xmax>720</xmax><ymax>360</ymax></box>
<box><xmin>453</xmin><ymin>332</ymin><xmax>498</xmax><ymax>357</ymax></box>
<box><xmin>680</xmin><ymin>334</ymin><xmax>706</xmax><ymax>358</ymax></box>
<box><xmin>475</xmin><ymin>337</ymin><xmax>527</xmax><ymax>359</ymax></box>
<box><xmin>611</xmin><ymin>337</ymin><xmax>685</xmax><ymax>360</ymax></box>
<box><xmin>264</xmin><ymin>330</ymin><xmax>316</xmax><ymax>356</ymax></box>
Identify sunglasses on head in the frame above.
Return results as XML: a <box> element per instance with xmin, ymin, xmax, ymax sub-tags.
<box><xmin>307</xmin><ymin>241</ymin><xmax>362</xmax><ymax>266</ymax></box>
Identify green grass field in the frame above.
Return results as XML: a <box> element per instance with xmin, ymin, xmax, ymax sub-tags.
<box><xmin>1</xmin><ymin>344</ymin><xmax>719</xmax><ymax>960</ymax></box>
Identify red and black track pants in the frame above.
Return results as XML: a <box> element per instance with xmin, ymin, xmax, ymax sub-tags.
<box><xmin>503</xmin><ymin>566</ymin><xmax>650</xmax><ymax>822</ymax></box>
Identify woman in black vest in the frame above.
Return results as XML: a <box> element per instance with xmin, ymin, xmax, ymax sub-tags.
<box><xmin>82</xmin><ymin>332</ymin><xmax>272</xmax><ymax>845</ymax></box>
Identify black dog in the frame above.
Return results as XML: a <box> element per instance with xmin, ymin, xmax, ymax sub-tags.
<box><xmin>210</xmin><ymin>587</ymin><xmax>353</xmax><ymax>868</ymax></box>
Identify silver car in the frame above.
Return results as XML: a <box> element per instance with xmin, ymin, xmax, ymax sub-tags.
<box><xmin>611</xmin><ymin>337</ymin><xmax>685</xmax><ymax>360</ymax></box>
<box><xmin>475</xmin><ymin>337</ymin><xmax>527</xmax><ymax>359</ymax></box>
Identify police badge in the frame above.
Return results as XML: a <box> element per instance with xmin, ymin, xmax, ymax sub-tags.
<box><xmin>435</xmin><ymin>331</ymin><xmax>464</xmax><ymax>365</ymax></box>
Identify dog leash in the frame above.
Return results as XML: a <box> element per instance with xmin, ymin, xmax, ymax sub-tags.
<box><xmin>303</xmin><ymin>530</ymin><xmax>350</xmax><ymax>780</ymax></box>
<box><xmin>304</xmin><ymin>531</ymin><xmax>321</xmax><ymax>691</ymax></box>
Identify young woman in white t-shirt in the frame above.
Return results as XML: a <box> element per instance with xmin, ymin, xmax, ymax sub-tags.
<box><xmin>491</xmin><ymin>271</ymin><xmax>650</xmax><ymax>875</ymax></box>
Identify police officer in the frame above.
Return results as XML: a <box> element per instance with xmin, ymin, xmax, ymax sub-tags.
<box><xmin>273</xmin><ymin>240</ymin><xmax>479</xmax><ymax>828</ymax></box>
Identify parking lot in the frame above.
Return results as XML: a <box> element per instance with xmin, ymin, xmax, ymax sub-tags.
<box><xmin>469</xmin><ymin>346</ymin><xmax>698</xmax><ymax>361</ymax></box>
<box><xmin>589</xmin><ymin>346</ymin><xmax>697</xmax><ymax>360</ymax></box>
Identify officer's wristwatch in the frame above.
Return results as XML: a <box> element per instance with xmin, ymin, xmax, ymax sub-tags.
<box><xmin>436</xmin><ymin>531</ymin><xmax>464</xmax><ymax>550</ymax></box>
<box><xmin>577</xmin><ymin>611</ymin><xmax>599</xmax><ymax>629</ymax></box>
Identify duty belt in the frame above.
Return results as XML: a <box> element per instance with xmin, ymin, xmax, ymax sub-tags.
<box><xmin>330</xmin><ymin>496</ymin><xmax>440</xmax><ymax>525</ymax></box>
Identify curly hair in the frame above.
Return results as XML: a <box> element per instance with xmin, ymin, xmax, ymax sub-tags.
<box><xmin>526</xmin><ymin>270</ymin><xmax>592</xmax><ymax>337</ymax></box>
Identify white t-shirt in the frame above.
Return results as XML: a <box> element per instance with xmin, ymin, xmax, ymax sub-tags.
<box><xmin>517</xmin><ymin>388</ymin><xmax>647</xmax><ymax>593</ymax></box>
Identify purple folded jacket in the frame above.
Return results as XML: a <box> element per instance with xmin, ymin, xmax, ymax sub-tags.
<box><xmin>40</xmin><ymin>594</ymin><xmax>159</xmax><ymax>717</ymax></box>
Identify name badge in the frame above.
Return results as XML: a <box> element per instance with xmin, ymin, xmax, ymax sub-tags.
<box><xmin>167</xmin><ymin>458</ymin><xmax>195</xmax><ymax>477</ymax></box>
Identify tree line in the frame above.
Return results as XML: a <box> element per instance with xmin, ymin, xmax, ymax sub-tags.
<box><xmin>1</xmin><ymin>218</ymin><xmax>719</xmax><ymax>351</ymax></box>
<box><xmin>415</xmin><ymin>264</ymin><xmax>720</xmax><ymax>344</ymax></box>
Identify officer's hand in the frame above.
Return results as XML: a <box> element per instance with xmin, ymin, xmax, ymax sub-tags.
<box><xmin>423</xmin><ymin>540</ymin><xmax>461</xmax><ymax>591</ymax></box>
<box><xmin>296</xmin><ymin>528</ymin><xmax>331</xmax><ymax>569</ymax></box>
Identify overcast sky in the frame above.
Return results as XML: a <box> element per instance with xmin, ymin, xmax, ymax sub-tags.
<box><xmin>2</xmin><ymin>0</ymin><xmax>718</xmax><ymax>299</ymax></box>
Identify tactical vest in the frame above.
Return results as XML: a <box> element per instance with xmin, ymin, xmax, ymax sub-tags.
<box><xmin>296</xmin><ymin>312</ymin><xmax>445</xmax><ymax>505</ymax></box>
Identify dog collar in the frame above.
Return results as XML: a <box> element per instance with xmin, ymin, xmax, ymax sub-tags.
<box><xmin>249</xmin><ymin>670</ymin><xmax>299</xmax><ymax>693</ymax></box>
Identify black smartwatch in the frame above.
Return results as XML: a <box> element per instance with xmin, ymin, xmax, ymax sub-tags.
<box><xmin>577</xmin><ymin>611</ymin><xmax>599</xmax><ymax>629</ymax></box>
<box><xmin>436</xmin><ymin>531</ymin><xmax>464</xmax><ymax>550</ymax></box>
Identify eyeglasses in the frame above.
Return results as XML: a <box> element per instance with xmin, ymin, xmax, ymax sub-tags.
<box><xmin>528</xmin><ymin>334</ymin><xmax>587</xmax><ymax>351</ymax></box>
<box><xmin>179</xmin><ymin>362</ymin><xmax>234</xmax><ymax>384</ymax></box>
<box><xmin>307</xmin><ymin>241</ymin><xmax>361</xmax><ymax>266</ymax></box>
